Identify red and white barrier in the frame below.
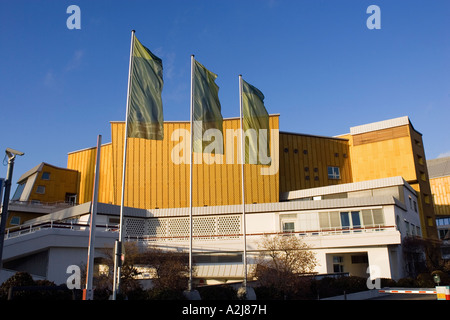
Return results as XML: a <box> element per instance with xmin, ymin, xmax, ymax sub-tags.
<box><xmin>379</xmin><ymin>287</ymin><xmax>450</xmax><ymax>300</ymax></box>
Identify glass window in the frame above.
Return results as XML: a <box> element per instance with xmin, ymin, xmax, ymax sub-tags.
<box><xmin>319</xmin><ymin>212</ymin><xmax>330</xmax><ymax>229</ymax></box>
<box><xmin>340</xmin><ymin>212</ymin><xmax>350</xmax><ymax>229</ymax></box>
<box><xmin>372</xmin><ymin>209</ymin><xmax>384</xmax><ymax>226</ymax></box>
<box><xmin>327</xmin><ymin>166</ymin><xmax>340</xmax><ymax>179</ymax></box>
<box><xmin>36</xmin><ymin>185</ymin><xmax>46</xmax><ymax>194</ymax></box>
<box><xmin>41</xmin><ymin>172</ymin><xmax>51</xmax><ymax>180</ymax></box>
<box><xmin>362</xmin><ymin>210</ymin><xmax>374</xmax><ymax>226</ymax></box>
<box><xmin>330</xmin><ymin>212</ymin><xmax>340</xmax><ymax>228</ymax></box>
<box><xmin>351</xmin><ymin>211</ymin><xmax>361</xmax><ymax>228</ymax></box>
<box><xmin>283</xmin><ymin>222</ymin><xmax>295</xmax><ymax>233</ymax></box>
<box><xmin>12</xmin><ymin>183</ymin><xmax>26</xmax><ymax>201</ymax></box>
<box><xmin>333</xmin><ymin>256</ymin><xmax>344</xmax><ymax>273</ymax></box>
<box><xmin>10</xmin><ymin>216</ymin><xmax>21</xmax><ymax>225</ymax></box>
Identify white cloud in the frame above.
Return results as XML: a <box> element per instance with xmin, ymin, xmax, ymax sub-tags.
<box><xmin>43</xmin><ymin>70</ymin><xmax>56</xmax><ymax>87</ymax></box>
<box><xmin>437</xmin><ymin>151</ymin><xmax>450</xmax><ymax>158</ymax></box>
<box><xmin>65</xmin><ymin>49</ymin><xmax>85</xmax><ymax>71</ymax></box>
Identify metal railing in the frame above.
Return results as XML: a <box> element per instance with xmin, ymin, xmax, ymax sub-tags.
<box><xmin>4</xmin><ymin>220</ymin><xmax>118</xmax><ymax>240</ymax></box>
<box><xmin>4</xmin><ymin>219</ymin><xmax>396</xmax><ymax>242</ymax></box>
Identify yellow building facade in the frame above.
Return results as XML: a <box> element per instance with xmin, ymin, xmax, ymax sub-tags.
<box><xmin>7</xmin><ymin>163</ymin><xmax>79</xmax><ymax>228</ymax></box>
<box><xmin>67</xmin><ymin>116</ymin><xmax>280</xmax><ymax>209</ymax></box>
<box><xmin>278</xmin><ymin>132</ymin><xmax>352</xmax><ymax>192</ymax></box>
<box><xmin>428</xmin><ymin>157</ymin><xmax>450</xmax><ymax>216</ymax></box>
<box><xmin>339</xmin><ymin>116</ymin><xmax>436</xmax><ymax>239</ymax></box>
<box><xmin>43</xmin><ymin>115</ymin><xmax>437</xmax><ymax>240</ymax></box>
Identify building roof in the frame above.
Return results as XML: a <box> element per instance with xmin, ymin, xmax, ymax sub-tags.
<box><xmin>349</xmin><ymin>116</ymin><xmax>412</xmax><ymax>135</ymax></box>
<box><xmin>16</xmin><ymin>162</ymin><xmax>77</xmax><ymax>184</ymax></box>
<box><xmin>427</xmin><ymin>156</ymin><xmax>450</xmax><ymax>179</ymax></box>
<box><xmin>280</xmin><ymin>176</ymin><xmax>416</xmax><ymax>201</ymax></box>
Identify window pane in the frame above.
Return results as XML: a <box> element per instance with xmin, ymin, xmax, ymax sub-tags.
<box><xmin>330</xmin><ymin>212</ymin><xmax>340</xmax><ymax>228</ymax></box>
<box><xmin>327</xmin><ymin>166</ymin><xmax>340</xmax><ymax>179</ymax></box>
<box><xmin>372</xmin><ymin>209</ymin><xmax>384</xmax><ymax>225</ymax></box>
<box><xmin>340</xmin><ymin>212</ymin><xmax>350</xmax><ymax>228</ymax></box>
<box><xmin>351</xmin><ymin>211</ymin><xmax>361</xmax><ymax>227</ymax></box>
<box><xmin>12</xmin><ymin>183</ymin><xmax>26</xmax><ymax>201</ymax></box>
<box><xmin>36</xmin><ymin>185</ymin><xmax>46</xmax><ymax>194</ymax></box>
<box><xmin>319</xmin><ymin>212</ymin><xmax>330</xmax><ymax>229</ymax></box>
<box><xmin>283</xmin><ymin>222</ymin><xmax>295</xmax><ymax>232</ymax></box>
<box><xmin>362</xmin><ymin>210</ymin><xmax>373</xmax><ymax>226</ymax></box>
<box><xmin>41</xmin><ymin>172</ymin><xmax>51</xmax><ymax>180</ymax></box>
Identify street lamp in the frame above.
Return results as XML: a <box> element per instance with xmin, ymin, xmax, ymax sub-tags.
<box><xmin>0</xmin><ymin>148</ymin><xmax>24</xmax><ymax>269</ymax></box>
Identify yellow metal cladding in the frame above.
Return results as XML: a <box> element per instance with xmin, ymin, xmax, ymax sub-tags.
<box><xmin>67</xmin><ymin>143</ymin><xmax>114</xmax><ymax>205</ymax></box>
<box><xmin>279</xmin><ymin>133</ymin><xmax>352</xmax><ymax>193</ymax></box>
<box><xmin>430</xmin><ymin>176</ymin><xmax>450</xmax><ymax>216</ymax></box>
<box><xmin>345</xmin><ymin>122</ymin><xmax>437</xmax><ymax>239</ymax></box>
<box><xmin>68</xmin><ymin>116</ymin><xmax>280</xmax><ymax>209</ymax></box>
<box><xmin>27</xmin><ymin>163</ymin><xmax>78</xmax><ymax>204</ymax></box>
<box><xmin>346</xmin><ymin>125</ymin><xmax>417</xmax><ymax>182</ymax></box>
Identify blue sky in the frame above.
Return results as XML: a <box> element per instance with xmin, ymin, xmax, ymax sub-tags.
<box><xmin>0</xmin><ymin>0</ymin><xmax>449</xmax><ymax>188</ymax></box>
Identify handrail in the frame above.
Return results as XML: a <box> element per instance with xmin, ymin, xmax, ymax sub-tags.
<box><xmin>4</xmin><ymin>219</ymin><xmax>397</xmax><ymax>241</ymax></box>
<box><xmin>4</xmin><ymin>221</ymin><xmax>119</xmax><ymax>240</ymax></box>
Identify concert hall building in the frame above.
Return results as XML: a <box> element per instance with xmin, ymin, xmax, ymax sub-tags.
<box><xmin>1</xmin><ymin>115</ymin><xmax>437</xmax><ymax>285</ymax></box>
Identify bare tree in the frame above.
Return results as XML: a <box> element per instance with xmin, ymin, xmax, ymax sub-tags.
<box><xmin>252</xmin><ymin>234</ymin><xmax>317</xmax><ymax>298</ymax></box>
<box><xmin>138</xmin><ymin>246</ymin><xmax>191</xmax><ymax>291</ymax></box>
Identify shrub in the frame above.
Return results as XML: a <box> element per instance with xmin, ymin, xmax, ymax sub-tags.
<box><xmin>379</xmin><ymin>278</ymin><xmax>397</xmax><ymax>288</ymax></box>
<box><xmin>254</xmin><ymin>285</ymin><xmax>285</xmax><ymax>300</ymax></box>
<box><xmin>416</xmin><ymin>273</ymin><xmax>435</xmax><ymax>288</ymax></box>
<box><xmin>396</xmin><ymin>277</ymin><xmax>417</xmax><ymax>288</ymax></box>
<box><xmin>431</xmin><ymin>270</ymin><xmax>450</xmax><ymax>286</ymax></box>
<box><xmin>0</xmin><ymin>272</ymin><xmax>74</xmax><ymax>300</ymax></box>
<box><xmin>197</xmin><ymin>285</ymin><xmax>237</xmax><ymax>300</ymax></box>
<box><xmin>146</xmin><ymin>287</ymin><xmax>186</xmax><ymax>300</ymax></box>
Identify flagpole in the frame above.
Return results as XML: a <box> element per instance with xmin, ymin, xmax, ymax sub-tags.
<box><xmin>112</xmin><ymin>29</ymin><xmax>135</xmax><ymax>300</ymax></box>
<box><xmin>84</xmin><ymin>134</ymin><xmax>102</xmax><ymax>300</ymax></box>
<box><xmin>239</xmin><ymin>75</ymin><xmax>248</xmax><ymax>288</ymax></box>
<box><xmin>188</xmin><ymin>55</ymin><xmax>195</xmax><ymax>292</ymax></box>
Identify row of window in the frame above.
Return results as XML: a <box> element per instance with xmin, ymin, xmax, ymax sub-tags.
<box><xmin>283</xmin><ymin>147</ymin><xmax>347</xmax><ymax>159</ymax></box>
<box><xmin>404</xmin><ymin>221</ymin><xmax>421</xmax><ymax>237</ymax></box>
<box><xmin>437</xmin><ymin>217</ymin><xmax>450</xmax><ymax>226</ymax></box>
<box><xmin>281</xmin><ymin>209</ymin><xmax>384</xmax><ymax>233</ymax></box>
<box><xmin>319</xmin><ymin>209</ymin><xmax>384</xmax><ymax>230</ymax></box>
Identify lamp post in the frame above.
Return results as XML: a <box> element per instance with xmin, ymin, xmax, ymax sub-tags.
<box><xmin>0</xmin><ymin>148</ymin><xmax>24</xmax><ymax>269</ymax></box>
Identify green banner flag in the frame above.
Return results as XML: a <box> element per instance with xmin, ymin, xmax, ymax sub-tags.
<box><xmin>242</xmin><ymin>79</ymin><xmax>271</xmax><ymax>165</ymax></box>
<box><xmin>192</xmin><ymin>59</ymin><xmax>223</xmax><ymax>154</ymax></box>
<box><xmin>127</xmin><ymin>34</ymin><xmax>164</xmax><ymax>140</ymax></box>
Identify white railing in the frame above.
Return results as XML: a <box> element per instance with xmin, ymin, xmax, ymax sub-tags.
<box><xmin>4</xmin><ymin>220</ymin><xmax>396</xmax><ymax>242</ymax></box>
<box><xmin>4</xmin><ymin>220</ymin><xmax>119</xmax><ymax>240</ymax></box>
<box><xmin>9</xmin><ymin>200</ymin><xmax>76</xmax><ymax>209</ymax></box>
<box><xmin>124</xmin><ymin>224</ymin><xmax>397</xmax><ymax>244</ymax></box>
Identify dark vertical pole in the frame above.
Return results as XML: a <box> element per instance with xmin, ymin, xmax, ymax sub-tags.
<box><xmin>0</xmin><ymin>155</ymin><xmax>16</xmax><ymax>269</ymax></box>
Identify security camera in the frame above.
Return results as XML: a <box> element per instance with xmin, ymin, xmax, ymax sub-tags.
<box><xmin>5</xmin><ymin>148</ymin><xmax>25</xmax><ymax>159</ymax></box>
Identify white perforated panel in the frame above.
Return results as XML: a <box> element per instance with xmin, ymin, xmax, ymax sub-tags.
<box><xmin>217</xmin><ymin>215</ymin><xmax>241</xmax><ymax>238</ymax></box>
<box><xmin>125</xmin><ymin>218</ymin><xmax>145</xmax><ymax>237</ymax></box>
<box><xmin>125</xmin><ymin>215</ymin><xmax>242</xmax><ymax>241</ymax></box>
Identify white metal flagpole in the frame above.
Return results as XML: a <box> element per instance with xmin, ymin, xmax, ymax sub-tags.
<box><xmin>239</xmin><ymin>75</ymin><xmax>248</xmax><ymax>288</ymax></box>
<box><xmin>112</xmin><ymin>30</ymin><xmax>136</xmax><ymax>300</ymax></box>
<box><xmin>84</xmin><ymin>134</ymin><xmax>102</xmax><ymax>300</ymax></box>
<box><xmin>188</xmin><ymin>54</ymin><xmax>195</xmax><ymax>292</ymax></box>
